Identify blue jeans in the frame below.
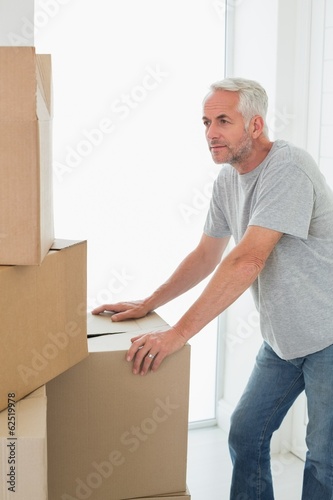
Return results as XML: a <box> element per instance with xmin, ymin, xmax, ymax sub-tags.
<box><xmin>228</xmin><ymin>342</ymin><xmax>333</xmax><ymax>500</ymax></box>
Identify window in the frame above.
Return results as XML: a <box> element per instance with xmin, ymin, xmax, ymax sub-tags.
<box><xmin>35</xmin><ymin>0</ymin><xmax>225</xmax><ymax>423</ymax></box>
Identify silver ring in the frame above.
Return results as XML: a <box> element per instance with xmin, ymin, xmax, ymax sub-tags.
<box><xmin>147</xmin><ymin>353</ymin><xmax>155</xmax><ymax>359</ymax></box>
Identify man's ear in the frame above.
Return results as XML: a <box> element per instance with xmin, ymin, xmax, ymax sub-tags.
<box><xmin>250</xmin><ymin>115</ymin><xmax>265</xmax><ymax>138</ymax></box>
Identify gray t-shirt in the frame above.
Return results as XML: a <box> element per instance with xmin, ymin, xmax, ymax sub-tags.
<box><xmin>204</xmin><ymin>140</ymin><xmax>333</xmax><ymax>359</ymax></box>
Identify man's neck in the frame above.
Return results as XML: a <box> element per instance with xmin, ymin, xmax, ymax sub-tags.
<box><xmin>234</xmin><ymin>138</ymin><xmax>274</xmax><ymax>175</ymax></box>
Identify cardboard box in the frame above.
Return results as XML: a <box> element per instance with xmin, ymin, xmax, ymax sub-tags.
<box><xmin>47</xmin><ymin>313</ymin><xmax>190</xmax><ymax>500</ymax></box>
<box><xmin>0</xmin><ymin>47</ymin><xmax>54</xmax><ymax>265</ymax></box>
<box><xmin>128</xmin><ymin>486</ymin><xmax>191</xmax><ymax>499</ymax></box>
<box><xmin>0</xmin><ymin>386</ymin><xmax>47</xmax><ymax>500</ymax></box>
<box><xmin>0</xmin><ymin>239</ymin><xmax>88</xmax><ymax>412</ymax></box>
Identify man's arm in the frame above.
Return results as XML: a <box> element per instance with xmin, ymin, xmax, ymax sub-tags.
<box><xmin>127</xmin><ymin>225</ymin><xmax>283</xmax><ymax>375</ymax></box>
<box><xmin>92</xmin><ymin>233</ymin><xmax>230</xmax><ymax>321</ymax></box>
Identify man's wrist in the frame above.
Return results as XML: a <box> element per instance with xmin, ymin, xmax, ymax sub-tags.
<box><xmin>173</xmin><ymin>316</ymin><xmax>198</xmax><ymax>343</ymax></box>
<box><xmin>142</xmin><ymin>291</ymin><xmax>166</xmax><ymax>313</ymax></box>
<box><xmin>142</xmin><ymin>295</ymin><xmax>158</xmax><ymax>313</ymax></box>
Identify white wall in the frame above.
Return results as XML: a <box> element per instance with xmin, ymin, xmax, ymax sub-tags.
<box><xmin>290</xmin><ymin>0</ymin><xmax>333</xmax><ymax>461</ymax></box>
<box><xmin>0</xmin><ymin>0</ymin><xmax>34</xmax><ymax>45</ymax></box>
<box><xmin>218</xmin><ymin>0</ymin><xmax>333</xmax><ymax>461</ymax></box>
<box><xmin>34</xmin><ymin>0</ymin><xmax>226</xmax><ymax>424</ymax></box>
<box><xmin>319</xmin><ymin>0</ymin><xmax>333</xmax><ymax>188</ymax></box>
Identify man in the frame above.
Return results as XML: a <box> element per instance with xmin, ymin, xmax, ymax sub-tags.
<box><xmin>93</xmin><ymin>78</ymin><xmax>333</xmax><ymax>499</ymax></box>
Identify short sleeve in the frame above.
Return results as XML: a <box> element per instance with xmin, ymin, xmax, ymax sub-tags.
<box><xmin>204</xmin><ymin>177</ymin><xmax>232</xmax><ymax>238</ymax></box>
<box><xmin>249</xmin><ymin>163</ymin><xmax>314</xmax><ymax>239</ymax></box>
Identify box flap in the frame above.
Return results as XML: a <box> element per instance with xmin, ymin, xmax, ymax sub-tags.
<box><xmin>88</xmin><ymin>331</ymin><xmax>134</xmax><ymax>352</ymax></box>
<box><xmin>87</xmin><ymin>312</ymin><xmax>169</xmax><ymax>338</ymax></box>
<box><xmin>36</xmin><ymin>54</ymin><xmax>52</xmax><ymax>119</ymax></box>
<box><xmin>51</xmin><ymin>239</ymin><xmax>86</xmax><ymax>251</ymax></box>
<box><xmin>24</xmin><ymin>386</ymin><xmax>46</xmax><ymax>399</ymax></box>
<box><xmin>128</xmin><ymin>489</ymin><xmax>191</xmax><ymax>499</ymax></box>
<box><xmin>87</xmin><ymin>313</ymin><xmax>139</xmax><ymax>337</ymax></box>
<box><xmin>0</xmin><ymin>47</ymin><xmax>36</xmax><ymax>120</ymax></box>
<box><xmin>87</xmin><ymin>312</ymin><xmax>169</xmax><ymax>350</ymax></box>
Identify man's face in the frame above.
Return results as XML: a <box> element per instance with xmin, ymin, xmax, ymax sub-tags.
<box><xmin>202</xmin><ymin>90</ymin><xmax>253</xmax><ymax>166</ymax></box>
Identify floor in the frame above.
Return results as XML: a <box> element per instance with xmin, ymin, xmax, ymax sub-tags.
<box><xmin>187</xmin><ymin>426</ymin><xmax>304</xmax><ymax>499</ymax></box>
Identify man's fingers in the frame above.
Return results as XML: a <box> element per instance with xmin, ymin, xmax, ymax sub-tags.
<box><xmin>130</xmin><ymin>334</ymin><xmax>146</xmax><ymax>343</ymax></box>
<box><xmin>150</xmin><ymin>353</ymin><xmax>163</xmax><ymax>373</ymax></box>
<box><xmin>111</xmin><ymin>311</ymin><xmax>132</xmax><ymax>322</ymax></box>
<box><xmin>126</xmin><ymin>331</ymin><xmax>173</xmax><ymax>375</ymax></box>
<box><xmin>126</xmin><ymin>335</ymin><xmax>156</xmax><ymax>374</ymax></box>
<box><xmin>92</xmin><ymin>301</ymin><xmax>149</xmax><ymax>322</ymax></box>
<box><xmin>141</xmin><ymin>352</ymin><xmax>164</xmax><ymax>375</ymax></box>
<box><xmin>92</xmin><ymin>303</ymin><xmax>137</xmax><ymax>320</ymax></box>
<box><xmin>126</xmin><ymin>337</ymin><xmax>145</xmax><ymax>362</ymax></box>
<box><xmin>91</xmin><ymin>304</ymin><xmax>118</xmax><ymax>315</ymax></box>
<box><xmin>132</xmin><ymin>349</ymin><xmax>164</xmax><ymax>376</ymax></box>
<box><xmin>132</xmin><ymin>345</ymin><xmax>149</xmax><ymax>375</ymax></box>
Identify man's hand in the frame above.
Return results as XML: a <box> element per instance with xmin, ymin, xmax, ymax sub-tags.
<box><xmin>126</xmin><ymin>327</ymin><xmax>187</xmax><ymax>375</ymax></box>
<box><xmin>91</xmin><ymin>300</ymin><xmax>151</xmax><ymax>321</ymax></box>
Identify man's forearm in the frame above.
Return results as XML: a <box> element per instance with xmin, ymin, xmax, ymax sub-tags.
<box><xmin>92</xmin><ymin>235</ymin><xmax>229</xmax><ymax>322</ymax></box>
<box><xmin>125</xmin><ymin>248</ymin><xmax>263</xmax><ymax>377</ymax></box>
<box><xmin>173</xmin><ymin>250</ymin><xmax>262</xmax><ymax>341</ymax></box>
<box><xmin>143</xmin><ymin>248</ymin><xmax>221</xmax><ymax>312</ymax></box>
<box><xmin>143</xmin><ymin>257</ymin><xmax>214</xmax><ymax>311</ymax></box>
<box><xmin>173</xmin><ymin>226</ymin><xmax>282</xmax><ymax>341</ymax></box>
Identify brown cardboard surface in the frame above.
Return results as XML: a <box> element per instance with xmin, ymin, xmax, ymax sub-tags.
<box><xmin>0</xmin><ymin>386</ymin><xmax>47</xmax><ymax>500</ymax></box>
<box><xmin>127</xmin><ymin>494</ymin><xmax>190</xmax><ymax>500</ymax></box>
<box><xmin>47</xmin><ymin>313</ymin><xmax>190</xmax><ymax>500</ymax></box>
<box><xmin>0</xmin><ymin>240</ymin><xmax>88</xmax><ymax>412</ymax></box>
<box><xmin>127</xmin><ymin>486</ymin><xmax>191</xmax><ymax>499</ymax></box>
<box><xmin>0</xmin><ymin>47</ymin><xmax>54</xmax><ymax>265</ymax></box>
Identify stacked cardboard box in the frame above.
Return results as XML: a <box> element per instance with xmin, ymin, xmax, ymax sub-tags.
<box><xmin>0</xmin><ymin>387</ymin><xmax>47</xmax><ymax>500</ymax></box>
<box><xmin>0</xmin><ymin>46</ymin><xmax>89</xmax><ymax>498</ymax></box>
<box><xmin>0</xmin><ymin>46</ymin><xmax>191</xmax><ymax>500</ymax></box>
<box><xmin>0</xmin><ymin>47</ymin><xmax>54</xmax><ymax>265</ymax></box>
<box><xmin>0</xmin><ymin>47</ymin><xmax>89</xmax><ymax>409</ymax></box>
<box><xmin>47</xmin><ymin>313</ymin><xmax>191</xmax><ymax>500</ymax></box>
<box><xmin>0</xmin><ymin>239</ymin><xmax>88</xmax><ymax>412</ymax></box>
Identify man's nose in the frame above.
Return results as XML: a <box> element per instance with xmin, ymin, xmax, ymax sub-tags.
<box><xmin>206</xmin><ymin>123</ymin><xmax>219</xmax><ymax>140</ymax></box>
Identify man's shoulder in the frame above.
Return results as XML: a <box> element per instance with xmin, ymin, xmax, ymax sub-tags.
<box><xmin>266</xmin><ymin>140</ymin><xmax>319</xmax><ymax>179</ymax></box>
<box><xmin>270</xmin><ymin>140</ymin><xmax>316</xmax><ymax>165</ymax></box>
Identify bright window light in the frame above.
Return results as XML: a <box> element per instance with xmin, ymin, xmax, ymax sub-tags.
<box><xmin>35</xmin><ymin>0</ymin><xmax>225</xmax><ymax>423</ymax></box>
